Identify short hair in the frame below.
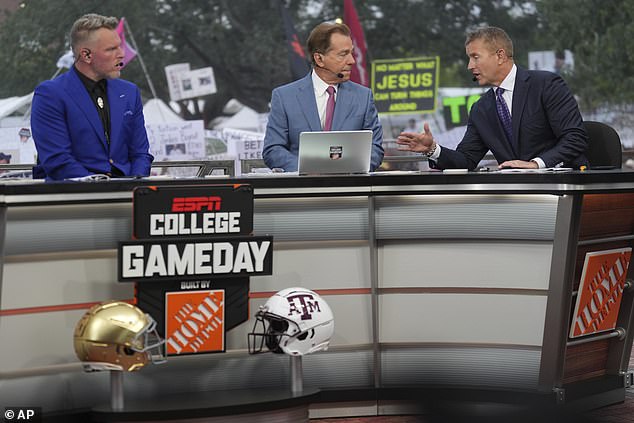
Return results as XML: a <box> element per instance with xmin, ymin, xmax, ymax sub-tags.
<box><xmin>70</xmin><ymin>13</ymin><xmax>119</xmax><ymax>58</ymax></box>
<box><xmin>306</xmin><ymin>22</ymin><xmax>351</xmax><ymax>65</ymax></box>
<box><xmin>465</xmin><ymin>26</ymin><xmax>514</xmax><ymax>58</ymax></box>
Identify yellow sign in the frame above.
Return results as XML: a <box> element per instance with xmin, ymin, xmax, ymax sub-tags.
<box><xmin>371</xmin><ymin>57</ymin><xmax>439</xmax><ymax>114</ymax></box>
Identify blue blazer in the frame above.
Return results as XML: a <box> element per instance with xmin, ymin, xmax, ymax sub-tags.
<box><xmin>31</xmin><ymin>67</ymin><xmax>153</xmax><ymax>180</ymax></box>
<box><xmin>434</xmin><ymin>67</ymin><xmax>588</xmax><ymax>170</ymax></box>
<box><xmin>263</xmin><ymin>73</ymin><xmax>384</xmax><ymax>172</ymax></box>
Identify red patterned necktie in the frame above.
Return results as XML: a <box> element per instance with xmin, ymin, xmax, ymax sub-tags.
<box><xmin>324</xmin><ymin>86</ymin><xmax>336</xmax><ymax>131</ymax></box>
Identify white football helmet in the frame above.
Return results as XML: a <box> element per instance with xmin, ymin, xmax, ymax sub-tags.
<box><xmin>248</xmin><ymin>287</ymin><xmax>334</xmax><ymax>356</ymax></box>
<box><xmin>74</xmin><ymin>301</ymin><xmax>166</xmax><ymax>371</ymax></box>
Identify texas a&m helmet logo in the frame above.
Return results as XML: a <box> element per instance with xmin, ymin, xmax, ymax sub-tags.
<box><xmin>286</xmin><ymin>292</ymin><xmax>321</xmax><ymax>320</ymax></box>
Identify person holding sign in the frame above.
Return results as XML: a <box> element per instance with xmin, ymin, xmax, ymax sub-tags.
<box><xmin>263</xmin><ymin>22</ymin><xmax>384</xmax><ymax>172</ymax></box>
<box><xmin>397</xmin><ymin>26</ymin><xmax>588</xmax><ymax>170</ymax></box>
<box><xmin>31</xmin><ymin>14</ymin><xmax>153</xmax><ymax>180</ymax></box>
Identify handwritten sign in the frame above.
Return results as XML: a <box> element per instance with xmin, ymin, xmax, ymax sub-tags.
<box><xmin>146</xmin><ymin>120</ymin><xmax>206</xmax><ymax>161</ymax></box>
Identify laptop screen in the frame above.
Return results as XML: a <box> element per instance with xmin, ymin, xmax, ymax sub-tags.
<box><xmin>298</xmin><ymin>130</ymin><xmax>372</xmax><ymax>175</ymax></box>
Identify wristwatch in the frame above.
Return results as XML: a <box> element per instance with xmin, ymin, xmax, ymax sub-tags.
<box><xmin>424</xmin><ymin>141</ymin><xmax>437</xmax><ymax>158</ymax></box>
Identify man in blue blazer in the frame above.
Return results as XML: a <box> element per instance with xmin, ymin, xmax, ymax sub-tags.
<box><xmin>263</xmin><ymin>22</ymin><xmax>384</xmax><ymax>172</ymax></box>
<box><xmin>31</xmin><ymin>14</ymin><xmax>153</xmax><ymax>180</ymax></box>
<box><xmin>397</xmin><ymin>27</ymin><xmax>588</xmax><ymax>170</ymax></box>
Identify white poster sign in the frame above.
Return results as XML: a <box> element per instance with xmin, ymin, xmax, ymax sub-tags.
<box><xmin>224</xmin><ymin>128</ymin><xmax>265</xmax><ymax>161</ymax></box>
<box><xmin>165</xmin><ymin>64</ymin><xmax>217</xmax><ymax>102</ymax></box>
<box><xmin>0</xmin><ymin>126</ymin><xmax>38</xmax><ymax>164</ymax></box>
<box><xmin>165</xmin><ymin>63</ymin><xmax>191</xmax><ymax>102</ymax></box>
<box><xmin>179</xmin><ymin>67</ymin><xmax>217</xmax><ymax>99</ymax></box>
<box><xmin>146</xmin><ymin>120</ymin><xmax>206</xmax><ymax>161</ymax></box>
<box><xmin>528</xmin><ymin>50</ymin><xmax>574</xmax><ymax>74</ymax></box>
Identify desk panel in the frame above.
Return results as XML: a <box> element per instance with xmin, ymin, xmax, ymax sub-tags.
<box><xmin>379</xmin><ymin>293</ymin><xmax>547</xmax><ymax>346</ymax></box>
<box><xmin>380</xmin><ymin>240</ymin><xmax>552</xmax><ymax>290</ymax></box>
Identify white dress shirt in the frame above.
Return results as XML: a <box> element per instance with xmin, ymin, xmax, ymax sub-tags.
<box><xmin>312</xmin><ymin>70</ymin><xmax>338</xmax><ymax>130</ymax></box>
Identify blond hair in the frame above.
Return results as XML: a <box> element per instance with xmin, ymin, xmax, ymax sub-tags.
<box><xmin>70</xmin><ymin>13</ymin><xmax>118</xmax><ymax>58</ymax></box>
<box><xmin>465</xmin><ymin>26</ymin><xmax>514</xmax><ymax>58</ymax></box>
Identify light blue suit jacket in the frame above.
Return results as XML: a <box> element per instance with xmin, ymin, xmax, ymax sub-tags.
<box><xmin>263</xmin><ymin>73</ymin><xmax>384</xmax><ymax>172</ymax></box>
<box><xmin>31</xmin><ymin>67</ymin><xmax>153</xmax><ymax>180</ymax></box>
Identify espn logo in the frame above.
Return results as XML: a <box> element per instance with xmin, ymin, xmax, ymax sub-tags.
<box><xmin>172</xmin><ymin>196</ymin><xmax>222</xmax><ymax>212</ymax></box>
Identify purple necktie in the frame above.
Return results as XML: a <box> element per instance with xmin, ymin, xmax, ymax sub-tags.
<box><xmin>324</xmin><ymin>86</ymin><xmax>336</xmax><ymax>131</ymax></box>
<box><xmin>496</xmin><ymin>87</ymin><xmax>514</xmax><ymax>148</ymax></box>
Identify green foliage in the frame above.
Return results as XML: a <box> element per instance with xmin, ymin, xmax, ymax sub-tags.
<box><xmin>0</xmin><ymin>0</ymin><xmax>307</xmax><ymax>119</ymax></box>
<box><xmin>338</xmin><ymin>0</ymin><xmax>540</xmax><ymax>85</ymax></box>
<box><xmin>2</xmin><ymin>0</ymin><xmax>628</xmax><ymax>120</ymax></box>
<box><xmin>536</xmin><ymin>0</ymin><xmax>634</xmax><ymax>111</ymax></box>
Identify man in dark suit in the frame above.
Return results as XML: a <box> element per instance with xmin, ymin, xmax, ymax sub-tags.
<box><xmin>397</xmin><ymin>26</ymin><xmax>588</xmax><ymax>170</ymax></box>
<box><xmin>31</xmin><ymin>14</ymin><xmax>153</xmax><ymax>180</ymax></box>
<box><xmin>263</xmin><ymin>22</ymin><xmax>384</xmax><ymax>172</ymax></box>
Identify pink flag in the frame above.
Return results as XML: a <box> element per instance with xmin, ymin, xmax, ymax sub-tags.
<box><xmin>116</xmin><ymin>17</ymin><xmax>137</xmax><ymax>68</ymax></box>
<box><xmin>343</xmin><ymin>0</ymin><xmax>369</xmax><ymax>86</ymax></box>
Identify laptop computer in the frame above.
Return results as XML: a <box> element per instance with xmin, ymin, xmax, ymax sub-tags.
<box><xmin>298</xmin><ymin>130</ymin><xmax>372</xmax><ymax>175</ymax></box>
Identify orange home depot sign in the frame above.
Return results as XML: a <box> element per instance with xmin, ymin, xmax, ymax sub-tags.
<box><xmin>166</xmin><ymin>289</ymin><xmax>225</xmax><ymax>354</ymax></box>
<box><xmin>570</xmin><ymin>248</ymin><xmax>632</xmax><ymax>338</ymax></box>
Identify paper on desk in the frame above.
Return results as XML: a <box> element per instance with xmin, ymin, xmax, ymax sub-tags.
<box><xmin>370</xmin><ymin>170</ymin><xmax>421</xmax><ymax>175</ymax></box>
<box><xmin>499</xmin><ymin>167</ymin><xmax>573</xmax><ymax>173</ymax></box>
<box><xmin>66</xmin><ymin>174</ymin><xmax>111</xmax><ymax>181</ymax></box>
<box><xmin>243</xmin><ymin>171</ymin><xmax>299</xmax><ymax>177</ymax></box>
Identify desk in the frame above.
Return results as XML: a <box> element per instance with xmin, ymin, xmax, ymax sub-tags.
<box><xmin>0</xmin><ymin>170</ymin><xmax>633</xmax><ymax>418</ymax></box>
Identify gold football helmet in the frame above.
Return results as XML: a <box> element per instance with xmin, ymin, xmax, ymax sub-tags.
<box><xmin>74</xmin><ymin>301</ymin><xmax>165</xmax><ymax>371</ymax></box>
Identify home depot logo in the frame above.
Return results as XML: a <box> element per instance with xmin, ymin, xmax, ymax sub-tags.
<box><xmin>165</xmin><ymin>290</ymin><xmax>225</xmax><ymax>354</ymax></box>
<box><xmin>570</xmin><ymin>248</ymin><xmax>632</xmax><ymax>338</ymax></box>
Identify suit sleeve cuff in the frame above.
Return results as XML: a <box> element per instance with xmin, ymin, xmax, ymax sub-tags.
<box><xmin>531</xmin><ymin>157</ymin><xmax>546</xmax><ymax>168</ymax></box>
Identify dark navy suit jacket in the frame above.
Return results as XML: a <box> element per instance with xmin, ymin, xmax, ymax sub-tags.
<box><xmin>31</xmin><ymin>67</ymin><xmax>153</xmax><ymax>180</ymax></box>
<box><xmin>263</xmin><ymin>73</ymin><xmax>384</xmax><ymax>172</ymax></box>
<box><xmin>434</xmin><ymin>67</ymin><xmax>588</xmax><ymax>170</ymax></box>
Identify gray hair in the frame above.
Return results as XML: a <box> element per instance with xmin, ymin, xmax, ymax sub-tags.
<box><xmin>465</xmin><ymin>26</ymin><xmax>514</xmax><ymax>58</ymax></box>
<box><xmin>70</xmin><ymin>13</ymin><xmax>119</xmax><ymax>57</ymax></box>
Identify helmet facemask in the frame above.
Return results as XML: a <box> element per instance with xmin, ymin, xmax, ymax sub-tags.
<box><xmin>130</xmin><ymin>314</ymin><xmax>167</xmax><ymax>365</ymax></box>
<box><xmin>248</xmin><ymin>311</ymin><xmax>298</xmax><ymax>354</ymax></box>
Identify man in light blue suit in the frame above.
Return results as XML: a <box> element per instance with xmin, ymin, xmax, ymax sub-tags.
<box><xmin>31</xmin><ymin>14</ymin><xmax>153</xmax><ymax>180</ymax></box>
<box><xmin>263</xmin><ymin>22</ymin><xmax>384</xmax><ymax>172</ymax></box>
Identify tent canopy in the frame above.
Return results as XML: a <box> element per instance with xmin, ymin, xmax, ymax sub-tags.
<box><xmin>0</xmin><ymin>93</ymin><xmax>33</xmax><ymax>121</ymax></box>
<box><xmin>143</xmin><ymin>98</ymin><xmax>183</xmax><ymax>123</ymax></box>
<box><xmin>214</xmin><ymin>106</ymin><xmax>262</xmax><ymax>132</ymax></box>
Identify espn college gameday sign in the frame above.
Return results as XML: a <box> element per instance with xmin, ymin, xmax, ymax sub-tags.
<box><xmin>569</xmin><ymin>247</ymin><xmax>632</xmax><ymax>338</ymax></box>
<box><xmin>118</xmin><ymin>185</ymin><xmax>273</xmax><ymax>355</ymax></box>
